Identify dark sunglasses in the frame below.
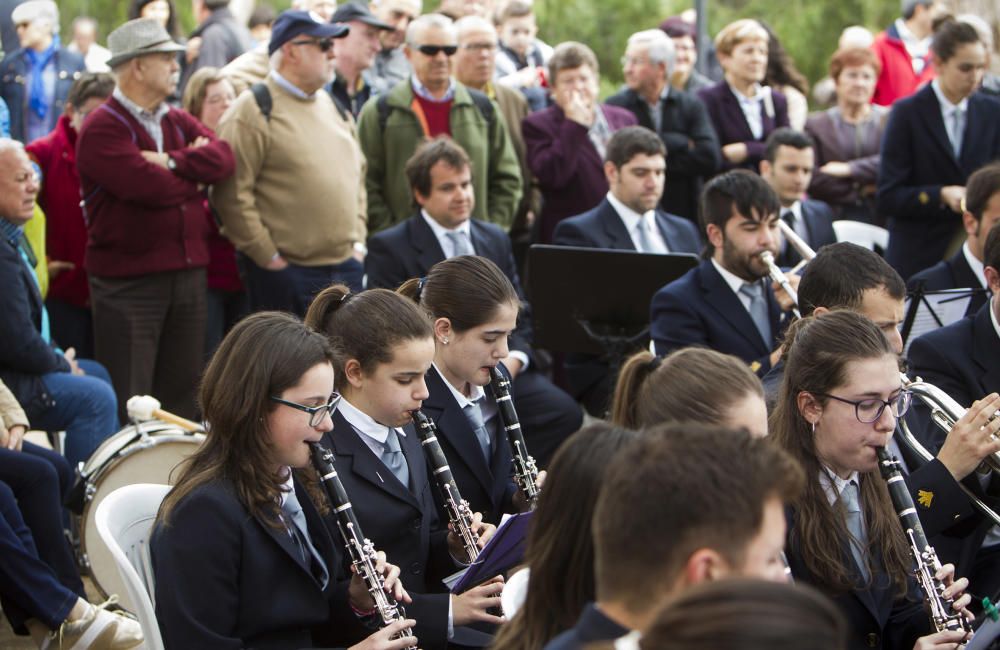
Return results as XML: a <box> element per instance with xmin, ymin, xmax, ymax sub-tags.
<box><xmin>291</xmin><ymin>37</ymin><xmax>335</xmax><ymax>52</ymax></box>
<box><xmin>415</xmin><ymin>44</ymin><xmax>458</xmax><ymax>56</ymax></box>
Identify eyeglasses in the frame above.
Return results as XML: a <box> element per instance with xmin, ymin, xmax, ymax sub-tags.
<box><xmin>811</xmin><ymin>391</ymin><xmax>912</xmax><ymax>423</ymax></box>
<box><xmin>270</xmin><ymin>393</ymin><xmax>342</xmax><ymax>427</ymax></box>
<box><xmin>290</xmin><ymin>37</ymin><xmax>335</xmax><ymax>52</ymax></box>
<box><xmin>415</xmin><ymin>44</ymin><xmax>458</xmax><ymax>56</ymax></box>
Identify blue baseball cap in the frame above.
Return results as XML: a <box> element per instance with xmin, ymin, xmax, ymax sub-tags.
<box><xmin>268</xmin><ymin>10</ymin><xmax>350</xmax><ymax>56</ymax></box>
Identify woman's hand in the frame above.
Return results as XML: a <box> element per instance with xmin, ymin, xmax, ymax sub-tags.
<box><xmin>722</xmin><ymin>142</ymin><xmax>748</xmax><ymax>163</ymax></box>
<box><xmin>819</xmin><ymin>161</ymin><xmax>852</xmax><ymax>178</ymax></box>
<box><xmin>451</xmin><ymin>576</ymin><xmax>505</xmax><ymax>626</ymax></box>
<box><xmin>347</xmin><ymin>619</ymin><xmax>417</xmax><ymax>650</ymax></box>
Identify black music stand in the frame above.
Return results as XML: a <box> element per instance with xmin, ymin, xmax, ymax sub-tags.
<box><xmin>527</xmin><ymin>245</ymin><xmax>698</xmax><ymax>361</ymax></box>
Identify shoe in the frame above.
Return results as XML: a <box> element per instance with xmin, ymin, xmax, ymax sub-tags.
<box><xmin>40</xmin><ymin>595</ymin><xmax>144</xmax><ymax>650</ymax></box>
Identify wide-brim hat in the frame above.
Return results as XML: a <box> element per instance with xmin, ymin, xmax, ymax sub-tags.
<box><xmin>106</xmin><ymin>18</ymin><xmax>186</xmax><ymax>69</ymax></box>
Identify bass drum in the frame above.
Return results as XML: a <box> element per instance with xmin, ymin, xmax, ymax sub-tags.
<box><xmin>79</xmin><ymin>420</ymin><xmax>204</xmax><ymax>610</ymax></box>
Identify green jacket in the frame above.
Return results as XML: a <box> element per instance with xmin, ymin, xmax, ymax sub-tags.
<box><xmin>357</xmin><ymin>78</ymin><xmax>522</xmax><ymax>234</ymax></box>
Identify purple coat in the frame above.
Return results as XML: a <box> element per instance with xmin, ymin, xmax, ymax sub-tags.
<box><xmin>697</xmin><ymin>81</ymin><xmax>788</xmax><ymax>173</ymax></box>
<box><xmin>523</xmin><ymin>104</ymin><xmax>637</xmax><ymax>244</ymax></box>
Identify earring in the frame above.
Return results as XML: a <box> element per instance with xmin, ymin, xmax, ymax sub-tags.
<box><xmin>811</xmin><ymin>421</ymin><xmax>816</xmax><ymax>434</ymax></box>
<box><xmin>442</xmin><ymin>338</ymin><xmax>449</xmax><ymax>345</ymax></box>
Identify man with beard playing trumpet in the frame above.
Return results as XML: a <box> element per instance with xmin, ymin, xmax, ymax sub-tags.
<box><xmin>650</xmin><ymin>169</ymin><xmax>796</xmax><ymax>375</ymax></box>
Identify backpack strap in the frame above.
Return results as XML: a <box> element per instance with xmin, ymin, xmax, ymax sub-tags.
<box><xmin>250</xmin><ymin>82</ymin><xmax>272</xmax><ymax>122</ymax></box>
<box><xmin>377</xmin><ymin>89</ymin><xmax>495</xmax><ymax>131</ymax></box>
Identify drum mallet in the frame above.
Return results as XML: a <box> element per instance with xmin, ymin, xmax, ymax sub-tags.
<box><xmin>126</xmin><ymin>395</ymin><xmax>203</xmax><ymax>432</ymax></box>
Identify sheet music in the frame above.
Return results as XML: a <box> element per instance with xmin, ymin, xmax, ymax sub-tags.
<box><xmin>902</xmin><ymin>290</ymin><xmax>976</xmax><ymax>356</ymax></box>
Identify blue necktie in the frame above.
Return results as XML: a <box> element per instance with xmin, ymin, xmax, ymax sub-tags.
<box><xmin>281</xmin><ymin>487</ymin><xmax>329</xmax><ymax>588</ymax></box>
<box><xmin>841</xmin><ymin>480</ymin><xmax>870</xmax><ymax>582</ymax></box>
<box><xmin>446</xmin><ymin>230</ymin><xmax>474</xmax><ymax>257</ymax></box>
<box><xmin>380</xmin><ymin>427</ymin><xmax>410</xmax><ymax>488</ymax></box>
<box><xmin>740</xmin><ymin>281</ymin><xmax>772</xmax><ymax>346</ymax></box>
<box><xmin>463</xmin><ymin>397</ymin><xmax>492</xmax><ymax>463</ymax></box>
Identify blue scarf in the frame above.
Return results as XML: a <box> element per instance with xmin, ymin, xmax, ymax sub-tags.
<box><xmin>24</xmin><ymin>34</ymin><xmax>59</xmax><ymax>121</ymax></box>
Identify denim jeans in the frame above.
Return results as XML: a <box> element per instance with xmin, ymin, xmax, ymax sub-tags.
<box><xmin>31</xmin><ymin>358</ymin><xmax>118</xmax><ymax>470</ymax></box>
<box><xmin>0</xmin><ymin>443</ymin><xmax>84</xmax><ymax>598</ymax></box>
<box><xmin>240</xmin><ymin>254</ymin><xmax>365</xmax><ymax>317</ymax></box>
<box><xmin>0</xmin><ymin>480</ymin><xmax>78</xmax><ymax>632</ymax></box>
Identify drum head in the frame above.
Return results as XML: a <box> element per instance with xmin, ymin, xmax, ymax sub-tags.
<box><xmin>80</xmin><ymin>424</ymin><xmax>203</xmax><ymax>610</ymax></box>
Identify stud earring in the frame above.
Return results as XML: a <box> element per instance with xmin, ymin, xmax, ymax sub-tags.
<box><xmin>442</xmin><ymin>338</ymin><xmax>449</xmax><ymax>345</ymax></box>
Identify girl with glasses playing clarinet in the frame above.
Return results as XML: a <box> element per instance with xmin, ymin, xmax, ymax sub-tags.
<box><xmin>770</xmin><ymin>311</ymin><xmax>973</xmax><ymax>650</ymax></box>
<box><xmin>152</xmin><ymin>311</ymin><xmax>415</xmax><ymax>650</ymax></box>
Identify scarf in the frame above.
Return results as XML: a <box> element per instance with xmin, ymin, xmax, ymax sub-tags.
<box><xmin>24</xmin><ymin>34</ymin><xmax>60</xmax><ymax>121</ymax></box>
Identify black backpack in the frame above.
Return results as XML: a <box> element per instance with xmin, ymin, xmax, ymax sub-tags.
<box><xmin>374</xmin><ymin>87</ymin><xmax>495</xmax><ymax>131</ymax></box>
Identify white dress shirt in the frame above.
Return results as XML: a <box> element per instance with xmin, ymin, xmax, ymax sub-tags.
<box><xmin>606</xmin><ymin>192</ymin><xmax>670</xmax><ymax>253</ymax></box>
<box><xmin>728</xmin><ymin>83</ymin><xmax>769</xmax><ymax>140</ymax></box>
<box><xmin>930</xmin><ymin>79</ymin><xmax>968</xmax><ymax>157</ymax></box>
<box><xmin>962</xmin><ymin>242</ymin><xmax>988</xmax><ymax>289</ymax></box>
<box><xmin>710</xmin><ymin>257</ymin><xmax>758</xmax><ymax>313</ymax></box>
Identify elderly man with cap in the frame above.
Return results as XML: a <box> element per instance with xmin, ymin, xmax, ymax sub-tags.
<box><xmin>76</xmin><ymin>18</ymin><xmax>235</xmax><ymax>421</ymax></box>
<box><xmin>213</xmin><ymin>10</ymin><xmax>368</xmax><ymax>315</ymax></box>
<box><xmin>0</xmin><ymin>0</ymin><xmax>85</xmax><ymax>143</ymax></box>
<box><xmin>329</xmin><ymin>2</ymin><xmax>394</xmax><ymax>118</ymax></box>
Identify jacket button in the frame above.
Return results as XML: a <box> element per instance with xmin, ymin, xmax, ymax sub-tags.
<box><xmin>410</xmin><ymin>518</ymin><xmax>421</xmax><ymax>530</ymax></box>
<box><xmin>866</xmin><ymin>632</ymin><xmax>879</xmax><ymax>647</ymax></box>
<box><xmin>409</xmin><ymin>562</ymin><xmax>421</xmax><ymax>575</ymax></box>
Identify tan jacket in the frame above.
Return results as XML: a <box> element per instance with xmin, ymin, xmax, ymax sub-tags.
<box><xmin>0</xmin><ymin>379</ymin><xmax>29</xmax><ymax>430</ymax></box>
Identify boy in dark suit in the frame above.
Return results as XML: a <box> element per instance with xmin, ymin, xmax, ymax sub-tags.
<box><xmin>760</xmin><ymin>128</ymin><xmax>838</xmax><ymax>267</ymax></box>
<box><xmin>649</xmin><ymin>170</ymin><xmax>795</xmax><ymax>376</ymax></box>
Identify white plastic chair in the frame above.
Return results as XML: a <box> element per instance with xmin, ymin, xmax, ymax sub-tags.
<box><xmin>501</xmin><ymin>567</ymin><xmax>530</xmax><ymax>617</ymax></box>
<box><xmin>832</xmin><ymin>220</ymin><xmax>890</xmax><ymax>253</ymax></box>
<box><xmin>94</xmin><ymin>483</ymin><xmax>171</xmax><ymax>650</ymax></box>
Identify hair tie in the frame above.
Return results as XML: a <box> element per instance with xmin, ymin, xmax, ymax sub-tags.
<box><xmin>647</xmin><ymin>355</ymin><xmax>663</xmax><ymax>372</ymax></box>
<box><xmin>416</xmin><ymin>276</ymin><xmax>427</xmax><ymax>300</ymax></box>
<box><xmin>340</xmin><ymin>291</ymin><xmax>354</xmax><ymax>304</ymax></box>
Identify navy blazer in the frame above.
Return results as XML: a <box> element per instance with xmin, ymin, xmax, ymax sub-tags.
<box><xmin>0</xmin><ymin>48</ymin><xmax>85</xmax><ymax>143</ymax></box>
<box><xmin>785</xmin><ymin>505</ymin><xmax>929</xmax><ymax>650</ymax></box>
<box><xmin>421</xmin><ymin>365</ymin><xmax>518</xmax><ymax>526</ymax></box>
<box><xmin>542</xmin><ymin>603</ymin><xmax>630</xmax><ymax>650</ymax></box>
<box><xmin>877</xmin><ymin>85</ymin><xmax>1000</xmax><ymax>279</ymax></box>
<box><xmin>604</xmin><ymin>87</ymin><xmax>720</xmax><ymax>221</ymax></box>
<box><xmin>907</xmin><ymin>250</ymin><xmax>989</xmax><ymax>316</ymax></box>
<box><xmin>522</xmin><ymin>103</ymin><xmax>637</xmax><ymax>244</ymax></box>
<box><xmin>321</xmin><ymin>410</ymin><xmax>454</xmax><ymax>650</ymax></box>
<box><xmin>151</xmin><ymin>478</ymin><xmax>366</xmax><ymax>650</ymax></box>
<box><xmin>696</xmin><ymin>81</ymin><xmax>789</xmax><ymax>173</ymax></box>
<box><xmin>366</xmin><ymin>213</ymin><xmax>533</xmax><ymax>360</ymax></box>
<box><xmin>775</xmin><ymin>199</ymin><xmax>838</xmax><ymax>267</ymax></box>
<box><xmin>0</xmin><ymin>234</ymin><xmax>71</xmax><ymax>416</ymax></box>
<box><xmin>650</xmin><ymin>259</ymin><xmax>783</xmax><ymax>375</ymax></box>
<box><xmin>552</xmin><ymin>197</ymin><xmax>702</xmax><ymax>254</ymax></box>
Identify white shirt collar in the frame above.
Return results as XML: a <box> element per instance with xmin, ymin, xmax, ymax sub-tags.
<box><xmin>279</xmin><ymin>470</ymin><xmax>295</xmax><ymax>509</ymax></box>
<box><xmin>782</xmin><ymin>200</ymin><xmax>802</xmax><ymax>222</ymax></box>
<box><xmin>431</xmin><ymin>363</ymin><xmax>484</xmax><ymax>409</ymax></box>
<box><xmin>411</xmin><ymin>74</ymin><xmax>456</xmax><ymax>102</ymax></box>
<box><xmin>819</xmin><ymin>467</ymin><xmax>860</xmax><ymax>507</ymax></box>
<box><xmin>270</xmin><ymin>69</ymin><xmax>315</xmax><ymax>99</ymax></box>
<box><xmin>337</xmin><ymin>396</ymin><xmax>407</xmax><ymax>445</ymax></box>
<box><xmin>728</xmin><ymin>81</ymin><xmax>764</xmax><ymax>103</ymax></box>
<box><xmin>710</xmin><ymin>257</ymin><xmax>753</xmax><ymax>296</ymax></box>
<box><xmin>962</xmin><ymin>241</ymin><xmax>988</xmax><ymax>289</ymax></box>
<box><xmin>931</xmin><ymin>79</ymin><xmax>969</xmax><ymax>114</ymax></box>
<box><xmin>421</xmin><ymin>209</ymin><xmax>472</xmax><ymax>247</ymax></box>
<box><xmin>606</xmin><ymin>191</ymin><xmax>653</xmax><ymax>232</ymax></box>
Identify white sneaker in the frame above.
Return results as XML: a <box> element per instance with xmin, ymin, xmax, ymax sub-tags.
<box><xmin>41</xmin><ymin>595</ymin><xmax>144</xmax><ymax>650</ymax></box>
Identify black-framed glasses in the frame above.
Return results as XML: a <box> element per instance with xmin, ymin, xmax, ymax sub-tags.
<box><xmin>270</xmin><ymin>393</ymin><xmax>341</xmax><ymax>426</ymax></box>
<box><xmin>812</xmin><ymin>390</ymin><xmax>912</xmax><ymax>423</ymax></box>
<box><xmin>415</xmin><ymin>44</ymin><xmax>458</xmax><ymax>56</ymax></box>
<box><xmin>290</xmin><ymin>37</ymin><xmax>335</xmax><ymax>52</ymax></box>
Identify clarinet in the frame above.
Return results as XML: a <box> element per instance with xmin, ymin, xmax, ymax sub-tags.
<box><xmin>308</xmin><ymin>442</ymin><xmax>417</xmax><ymax>649</ymax></box>
<box><xmin>876</xmin><ymin>446</ymin><xmax>971</xmax><ymax>643</ymax></box>
<box><xmin>411</xmin><ymin>409</ymin><xmax>480</xmax><ymax>563</ymax></box>
<box><xmin>488</xmin><ymin>366</ymin><xmax>540</xmax><ymax>509</ymax></box>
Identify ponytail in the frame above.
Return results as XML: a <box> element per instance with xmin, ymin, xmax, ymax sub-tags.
<box><xmin>609</xmin><ymin>351</ymin><xmax>660</xmax><ymax>429</ymax></box>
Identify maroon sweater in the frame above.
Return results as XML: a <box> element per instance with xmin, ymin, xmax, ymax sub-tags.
<box><xmin>76</xmin><ymin>96</ymin><xmax>235</xmax><ymax>278</ymax></box>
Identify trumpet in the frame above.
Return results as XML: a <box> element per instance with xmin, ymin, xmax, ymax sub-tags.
<box><xmin>759</xmin><ymin>250</ymin><xmax>801</xmax><ymax>320</ymax></box>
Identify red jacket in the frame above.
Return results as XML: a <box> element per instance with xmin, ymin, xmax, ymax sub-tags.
<box><xmin>76</xmin><ymin>96</ymin><xmax>235</xmax><ymax>277</ymax></box>
<box><xmin>26</xmin><ymin>115</ymin><xmax>90</xmax><ymax>308</ymax></box>
<box><xmin>871</xmin><ymin>24</ymin><xmax>935</xmax><ymax>107</ymax></box>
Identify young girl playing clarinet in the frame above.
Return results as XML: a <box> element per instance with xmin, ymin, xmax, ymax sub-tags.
<box><xmin>305</xmin><ymin>285</ymin><xmax>504</xmax><ymax>650</ymax></box>
<box><xmin>397</xmin><ymin>256</ymin><xmax>546</xmax><ymax>525</ymax></box>
<box><xmin>152</xmin><ymin>311</ymin><xmax>416</xmax><ymax>650</ymax></box>
<box><xmin>771</xmin><ymin>311</ymin><xmax>981</xmax><ymax>650</ymax></box>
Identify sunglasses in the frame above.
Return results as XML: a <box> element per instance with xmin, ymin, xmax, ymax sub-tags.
<box><xmin>291</xmin><ymin>37</ymin><xmax>335</xmax><ymax>52</ymax></box>
<box><xmin>415</xmin><ymin>44</ymin><xmax>458</xmax><ymax>57</ymax></box>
